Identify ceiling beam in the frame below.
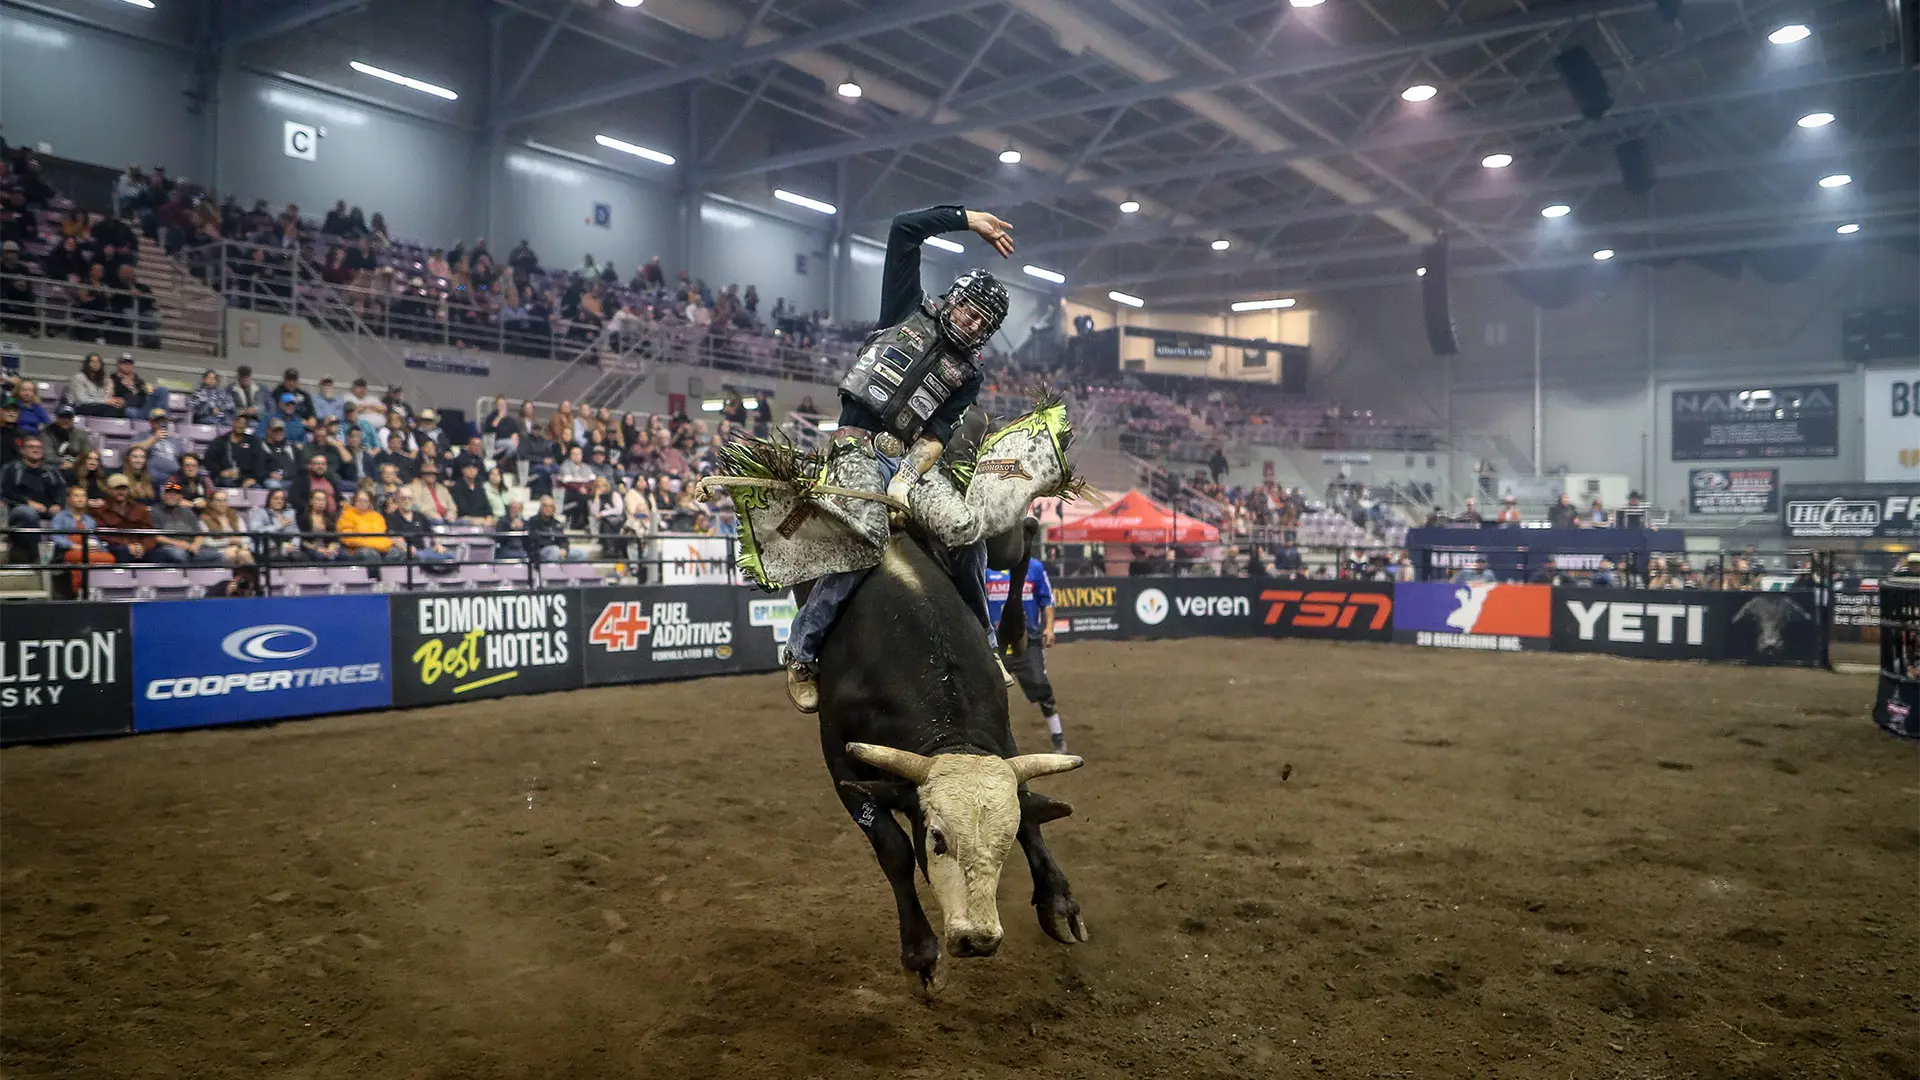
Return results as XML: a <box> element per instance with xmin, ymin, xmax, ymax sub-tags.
<box><xmin>946</xmin><ymin>61</ymin><xmax>1909</xmax><ymax>213</ymax></box>
<box><xmin>1078</xmin><ymin>194</ymin><xmax>1919</xmax><ymax>294</ymax></box>
<box><xmin>502</xmin><ymin>0</ymin><xmax>1006</xmax><ymax>126</ymax></box>
<box><xmin>1007</xmin><ymin>132</ymin><xmax>1920</xmax><ymax>260</ymax></box>
<box><xmin>222</xmin><ymin>0</ymin><xmax>369</xmax><ymax>48</ymax></box>
<box><xmin>695</xmin><ymin>0</ymin><xmax>1647</xmax><ymax>183</ymax></box>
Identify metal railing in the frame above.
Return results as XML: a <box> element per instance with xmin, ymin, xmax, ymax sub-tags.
<box><xmin>0</xmin><ymin>272</ymin><xmax>168</xmax><ymax>349</ymax></box>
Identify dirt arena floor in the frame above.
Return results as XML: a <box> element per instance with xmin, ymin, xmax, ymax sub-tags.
<box><xmin>3</xmin><ymin>639</ymin><xmax>1914</xmax><ymax>1080</ymax></box>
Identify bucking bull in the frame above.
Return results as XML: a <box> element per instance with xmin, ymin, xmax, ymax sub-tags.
<box><xmin>705</xmin><ymin>399</ymin><xmax>1088</xmax><ymax>994</ymax></box>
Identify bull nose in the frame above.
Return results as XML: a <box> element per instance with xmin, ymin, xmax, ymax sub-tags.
<box><xmin>952</xmin><ymin>931</ymin><xmax>1001</xmax><ymax>958</ymax></box>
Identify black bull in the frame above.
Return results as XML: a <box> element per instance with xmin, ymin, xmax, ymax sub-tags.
<box><xmin>812</xmin><ymin>531</ymin><xmax>1085</xmax><ymax>987</ymax></box>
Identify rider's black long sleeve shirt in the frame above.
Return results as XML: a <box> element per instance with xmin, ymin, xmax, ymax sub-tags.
<box><xmin>836</xmin><ymin>205</ymin><xmax>984</xmax><ymax>445</ymax></box>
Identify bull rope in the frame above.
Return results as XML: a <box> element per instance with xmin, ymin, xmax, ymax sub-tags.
<box><xmin>693</xmin><ymin>475</ymin><xmax>911</xmax><ymax>514</ymax></box>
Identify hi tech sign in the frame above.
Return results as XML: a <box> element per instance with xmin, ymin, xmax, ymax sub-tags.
<box><xmin>1780</xmin><ymin>485</ymin><xmax>1920</xmax><ymax>539</ymax></box>
<box><xmin>131</xmin><ymin>597</ymin><xmax>391</xmax><ymax>731</ymax></box>
<box><xmin>583</xmin><ymin>586</ymin><xmax>742</xmax><ymax>684</ymax></box>
<box><xmin>390</xmin><ymin>591</ymin><xmax>580</xmax><ymax>706</ymax></box>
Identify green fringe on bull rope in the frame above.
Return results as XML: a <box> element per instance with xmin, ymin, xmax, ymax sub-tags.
<box><xmin>980</xmin><ymin>388</ymin><xmax>1089</xmax><ymax>502</ymax></box>
<box><xmin>714</xmin><ymin>438</ymin><xmax>828</xmax><ymax>591</ymax></box>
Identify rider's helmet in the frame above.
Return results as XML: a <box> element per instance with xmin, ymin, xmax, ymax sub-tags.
<box><xmin>935</xmin><ymin>269</ymin><xmax>1010</xmax><ymax>353</ymax></box>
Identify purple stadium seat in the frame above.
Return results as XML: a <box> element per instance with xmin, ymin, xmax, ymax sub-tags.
<box><xmin>454</xmin><ymin>537</ymin><xmax>495</xmax><ymax>562</ymax></box>
<box><xmin>186</xmin><ymin>423</ymin><xmax>219</xmax><ymax>444</ymax></box>
<box><xmin>99</xmin><ymin>446</ymin><xmax>120</xmax><ymax>469</ymax></box>
<box><xmin>460</xmin><ymin>562</ymin><xmax>501</xmax><ymax>589</ymax></box>
<box><xmin>496</xmin><ymin>561</ymin><xmax>530</xmax><ymax>589</ymax></box>
<box><xmin>271</xmin><ymin>566</ymin><xmax>332</xmax><ymax>596</ymax></box>
<box><xmin>86</xmin><ymin>568</ymin><xmax>140</xmax><ymax>600</ymax></box>
<box><xmin>325</xmin><ymin>565</ymin><xmax>375</xmax><ymax>593</ymax></box>
<box><xmin>239</xmin><ymin>487</ymin><xmax>269</xmax><ymax>509</ymax></box>
<box><xmin>184</xmin><ymin>567</ymin><xmax>232</xmax><ymax>596</ymax></box>
<box><xmin>134</xmin><ymin>567</ymin><xmax>194</xmax><ymax>599</ymax></box>
<box><xmin>85</xmin><ymin>416</ymin><xmax>135</xmax><ymax>439</ymax></box>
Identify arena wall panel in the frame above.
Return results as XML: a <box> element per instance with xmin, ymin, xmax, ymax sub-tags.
<box><xmin>389</xmin><ymin>590</ymin><xmax>582</xmax><ymax>707</ymax></box>
<box><xmin>0</xmin><ymin>602</ymin><xmax>134</xmax><ymax>743</ymax></box>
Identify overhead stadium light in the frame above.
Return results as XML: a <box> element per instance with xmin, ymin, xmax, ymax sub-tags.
<box><xmin>700</xmin><ymin>399</ymin><xmax>724</xmax><ymax>412</ymax></box>
<box><xmin>774</xmin><ymin>189</ymin><xmax>837</xmax><ymax>215</ymax></box>
<box><xmin>1797</xmin><ymin>111</ymin><xmax>1835</xmax><ymax>128</ymax></box>
<box><xmin>349</xmin><ymin>61</ymin><xmax>458</xmax><ymax>100</ymax></box>
<box><xmin>1416</xmin><ymin>266</ymin><xmax>1428</xmax><ymax>277</ymax></box>
<box><xmin>1817</xmin><ymin>172</ymin><xmax>1852</xmax><ymax>188</ymax></box>
<box><xmin>924</xmin><ymin>235</ymin><xmax>965</xmax><ymax>253</ymax></box>
<box><xmin>1592</xmin><ymin>248</ymin><xmax>1616</xmax><ymax>261</ymax></box>
<box><xmin>614</xmin><ymin>0</ymin><xmax>644</xmax><ymax>6</ymax></box>
<box><xmin>1480</xmin><ymin>152</ymin><xmax>1514</xmax><ymax>169</ymax></box>
<box><xmin>1118</xmin><ymin>199</ymin><xmax>1141</xmax><ymax>214</ymax></box>
<box><xmin>1211</xmin><ymin>238</ymin><xmax>1231</xmax><ymax>251</ymax></box>
<box><xmin>119</xmin><ymin>0</ymin><xmax>156</xmax><ymax>7</ymax></box>
<box><xmin>1022</xmin><ymin>264</ymin><xmax>1066</xmax><ymax>284</ymax></box>
<box><xmin>1540</xmin><ymin>203</ymin><xmax>1572</xmax><ymax>218</ymax></box>
<box><xmin>594</xmin><ymin>134</ymin><xmax>675</xmax><ymax>166</ymax></box>
<box><xmin>1767</xmin><ymin>23</ymin><xmax>1811</xmax><ymax>44</ymax></box>
<box><xmin>1231</xmin><ymin>297</ymin><xmax>1295</xmax><ymax>312</ymax></box>
<box><xmin>999</xmin><ymin>146</ymin><xmax>1022</xmax><ymax>165</ymax></box>
<box><xmin>1836</xmin><ymin>222</ymin><xmax>1861</xmax><ymax>234</ymax></box>
<box><xmin>1108</xmin><ymin>290</ymin><xmax>1145</xmax><ymax>308</ymax></box>
<box><xmin>1289</xmin><ymin>0</ymin><xmax>1325</xmax><ymax>7</ymax></box>
<box><xmin>837</xmin><ymin>74</ymin><xmax>863</xmax><ymax>99</ymax></box>
<box><xmin>1401</xmin><ymin>84</ymin><xmax>1438</xmax><ymax>102</ymax></box>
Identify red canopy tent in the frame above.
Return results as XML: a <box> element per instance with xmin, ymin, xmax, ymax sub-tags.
<box><xmin>1050</xmin><ymin>490</ymin><xmax>1220</xmax><ymax>544</ymax></box>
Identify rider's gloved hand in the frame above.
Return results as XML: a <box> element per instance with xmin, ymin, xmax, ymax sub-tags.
<box><xmin>886</xmin><ymin>470</ymin><xmax>915</xmax><ymax>511</ymax></box>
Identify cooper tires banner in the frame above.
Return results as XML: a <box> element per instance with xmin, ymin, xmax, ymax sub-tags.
<box><xmin>1</xmin><ymin>602</ymin><xmax>134</xmax><ymax>743</ymax></box>
<box><xmin>390</xmin><ymin>591</ymin><xmax>581</xmax><ymax>706</ymax></box>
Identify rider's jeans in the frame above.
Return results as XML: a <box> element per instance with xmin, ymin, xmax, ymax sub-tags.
<box><xmin>786</xmin><ymin>451</ymin><xmax>993</xmax><ymax>668</ymax></box>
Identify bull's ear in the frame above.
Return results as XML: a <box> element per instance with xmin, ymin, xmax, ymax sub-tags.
<box><xmin>840</xmin><ymin>779</ymin><xmax>917</xmax><ymax>814</ymax></box>
<box><xmin>1019</xmin><ymin>788</ymin><xmax>1074</xmax><ymax>826</ymax></box>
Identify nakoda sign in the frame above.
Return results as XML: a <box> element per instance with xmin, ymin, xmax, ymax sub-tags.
<box><xmin>391</xmin><ymin>591</ymin><xmax>581</xmax><ymax>706</ymax></box>
<box><xmin>1671</xmin><ymin>383</ymin><xmax>1839</xmax><ymax>461</ymax></box>
<box><xmin>1781</xmin><ymin>484</ymin><xmax>1920</xmax><ymax>540</ymax></box>
<box><xmin>0</xmin><ymin>603</ymin><xmax>134</xmax><ymax>743</ymax></box>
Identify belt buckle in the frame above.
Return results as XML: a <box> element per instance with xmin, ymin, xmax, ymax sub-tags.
<box><xmin>874</xmin><ymin>433</ymin><xmax>905</xmax><ymax>458</ymax></box>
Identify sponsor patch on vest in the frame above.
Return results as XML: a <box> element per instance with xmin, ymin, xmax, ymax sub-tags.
<box><xmin>937</xmin><ymin>358</ymin><xmax>965</xmax><ymax>385</ymax></box>
<box><xmin>896</xmin><ymin>325</ymin><xmax>925</xmax><ymax>346</ymax></box>
<box><xmin>908</xmin><ymin>389</ymin><xmax>938</xmax><ymax>418</ymax></box>
<box><xmin>873</xmin><ymin>363</ymin><xmax>903</xmax><ymax>386</ymax></box>
<box><xmin>977</xmin><ymin>457</ymin><xmax>1031</xmax><ymax>480</ymax></box>
<box><xmin>866</xmin><ymin>384</ymin><xmax>890</xmax><ymax>404</ymax></box>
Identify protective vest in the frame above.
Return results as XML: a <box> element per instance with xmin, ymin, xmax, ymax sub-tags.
<box><xmin>838</xmin><ymin>304</ymin><xmax>978</xmax><ymax>443</ymax></box>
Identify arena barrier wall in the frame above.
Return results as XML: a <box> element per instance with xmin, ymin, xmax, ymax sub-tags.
<box><xmin>0</xmin><ymin>580</ymin><xmax>1825</xmax><ymax>745</ymax></box>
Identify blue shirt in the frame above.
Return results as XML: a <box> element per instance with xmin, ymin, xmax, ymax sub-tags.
<box><xmin>985</xmin><ymin>557</ymin><xmax>1054</xmax><ymax>635</ymax></box>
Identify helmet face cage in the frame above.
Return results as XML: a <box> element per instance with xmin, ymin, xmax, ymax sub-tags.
<box><xmin>937</xmin><ymin>269</ymin><xmax>1010</xmax><ymax>352</ymax></box>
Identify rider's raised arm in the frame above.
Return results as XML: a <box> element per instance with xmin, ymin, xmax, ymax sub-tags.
<box><xmin>877</xmin><ymin>205</ymin><xmax>968</xmax><ymax>327</ymax></box>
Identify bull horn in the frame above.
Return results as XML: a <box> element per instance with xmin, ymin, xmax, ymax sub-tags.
<box><xmin>1008</xmin><ymin>753</ymin><xmax>1084</xmax><ymax>783</ymax></box>
<box><xmin>846</xmin><ymin>743</ymin><xmax>933</xmax><ymax>783</ymax></box>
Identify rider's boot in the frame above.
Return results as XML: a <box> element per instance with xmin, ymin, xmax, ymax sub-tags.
<box><xmin>787</xmin><ymin>660</ymin><xmax>820</xmax><ymax>713</ymax></box>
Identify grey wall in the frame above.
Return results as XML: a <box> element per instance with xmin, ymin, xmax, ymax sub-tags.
<box><xmin>695</xmin><ymin>196</ymin><xmax>831</xmax><ymax>314</ymax></box>
<box><xmin>1309</xmin><ymin>243</ymin><xmax>1920</xmax><ymax>511</ymax></box>
<box><xmin>216</xmin><ymin>70</ymin><xmax>481</xmax><ymax>246</ymax></box>
<box><xmin>491</xmin><ymin>147</ymin><xmax>681</xmax><ymax>276</ymax></box>
<box><xmin>0</xmin><ymin>5</ymin><xmax>207</xmax><ymax>175</ymax></box>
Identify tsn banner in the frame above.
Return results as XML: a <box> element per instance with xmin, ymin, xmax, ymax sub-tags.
<box><xmin>581</xmin><ymin>585</ymin><xmax>747</xmax><ymax>686</ymax></box>
<box><xmin>131</xmin><ymin>596</ymin><xmax>392</xmax><ymax>731</ymax></box>
<box><xmin>0</xmin><ymin>602</ymin><xmax>134</xmax><ymax>744</ymax></box>
<box><xmin>390</xmin><ymin>590</ymin><xmax>581</xmax><ymax>707</ymax></box>
<box><xmin>1251</xmin><ymin>581</ymin><xmax>1395</xmax><ymax>642</ymax></box>
<box><xmin>1549</xmin><ymin>588</ymin><xmax>1823</xmax><ymax>667</ymax></box>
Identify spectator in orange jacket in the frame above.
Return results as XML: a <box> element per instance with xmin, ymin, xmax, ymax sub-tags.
<box><xmin>336</xmin><ymin>488</ymin><xmax>395</xmax><ymax>559</ymax></box>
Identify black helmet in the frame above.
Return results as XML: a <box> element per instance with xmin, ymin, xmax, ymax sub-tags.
<box><xmin>936</xmin><ymin>268</ymin><xmax>1009</xmax><ymax>352</ymax></box>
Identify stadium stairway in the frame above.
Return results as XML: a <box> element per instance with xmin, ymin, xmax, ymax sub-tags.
<box><xmin>134</xmin><ymin>235</ymin><xmax>222</xmax><ymax>357</ymax></box>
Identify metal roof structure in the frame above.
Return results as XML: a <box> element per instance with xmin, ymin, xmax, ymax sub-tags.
<box><xmin>82</xmin><ymin>0</ymin><xmax>1920</xmax><ymax>309</ymax></box>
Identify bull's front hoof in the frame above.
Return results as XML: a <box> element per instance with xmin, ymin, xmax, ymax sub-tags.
<box><xmin>903</xmin><ymin>938</ymin><xmax>945</xmax><ymax>999</ymax></box>
<box><xmin>1037</xmin><ymin>894</ymin><xmax>1091</xmax><ymax>945</ymax></box>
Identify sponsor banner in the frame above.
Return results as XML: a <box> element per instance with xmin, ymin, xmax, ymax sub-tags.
<box><xmin>1153</xmin><ymin>340</ymin><xmax>1212</xmax><ymax>360</ymax></box>
<box><xmin>1123</xmin><ymin>579</ymin><xmax>1259</xmax><ymax>639</ymax></box>
<box><xmin>1049</xmin><ymin>579</ymin><xmax>1126</xmax><ymax>640</ymax></box>
<box><xmin>0</xmin><ymin>603</ymin><xmax>134</xmax><ymax>744</ymax></box>
<box><xmin>1393</xmin><ymin>582</ymin><xmax>1551</xmax><ymax>652</ymax></box>
<box><xmin>1832</xmin><ymin>588</ymin><xmax>1878</xmax><ymax>643</ymax></box>
<box><xmin>1550</xmin><ymin>589</ymin><xmax>1723</xmax><ymax>661</ymax></box>
<box><xmin>1780</xmin><ymin>484</ymin><xmax>1920</xmax><ymax>539</ymax></box>
<box><xmin>131</xmin><ymin>597</ymin><xmax>391</xmax><ymax>731</ymax></box>
<box><xmin>1688</xmin><ymin>468</ymin><xmax>1779</xmax><ymax>516</ymax></box>
<box><xmin>582</xmin><ymin>585</ymin><xmax>743</xmax><ymax>685</ymax></box>
<box><xmin>1864</xmin><ymin>368</ymin><xmax>1920</xmax><ymax>483</ymax></box>
<box><xmin>1253</xmin><ymin>581</ymin><xmax>1394</xmax><ymax>643</ymax></box>
<box><xmin>390</xmin><ymin>591</ymin><xmax>580</xmax><ymax>707</ymax></box>
<box><xmin>651</xmin><ymin>535</ymin><xmax>737</xmax><ymax>585</ymax></box>
<box><xmin>402</xmin><ymin>347</ymin><xmax>491</xmax><ymax>378</ymax></box>
<box><xmin>1671</xmin><ymin>382</ymin><xmax>1839</xmax><ymax>461</ymax></box>
<box><xmin>1721</xmin><ymin>591</ymin><xmax>1823</xmax><ymax>667</ymax></box>
<box><xmin>736</xmin><ymin>590</ymin><xmax>798</xmax><ymax>671</ymax></box>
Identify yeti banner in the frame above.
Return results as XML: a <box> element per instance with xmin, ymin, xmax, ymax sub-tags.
<box><xmin>1549</xmin><ymin>588</ymin><xmax>1822</xmax><ymax>667</ymax></box>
